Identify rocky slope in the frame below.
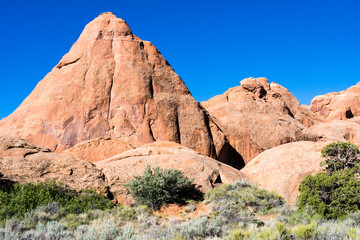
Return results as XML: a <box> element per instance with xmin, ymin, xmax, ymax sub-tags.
<box><xmin>201</xmin><ymin>77</ymin><xmax>319</xmax><ymax>164</ymax></box>
<box><xmin>0</xmin><ymin>13</ymin><xmax>240</xmax><ymax>167</ymax></box>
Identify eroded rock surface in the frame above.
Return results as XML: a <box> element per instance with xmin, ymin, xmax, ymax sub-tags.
<box><xmin>201</xmin><ymin>77</ymin><xmax>318</xmax><ymax>164</ymax></box>
<box><xmin>0</xmin><ymin>12</ymin><xmax>233</xmax><ymax>165</ymax></box>
<box><xmin>241</xmin><ymin>141</ymin><xmax>328</xmax><ymax>204</ymax></box>
<box><xmin>0</xmin><ymin>136</ymin><xmax>107</xmax><ymax>193</ymax></box>
<box><xmin>95</xmin><ymin>141</ymin><xmax>247</xmax><ymax>204</ymax></box>
<box><xmin>310</xmin><ymin>82</ymin><xmax>360</xmax><ymax>120</ymax></box>
<box><xmin>310</xmin><ymin>118</ymin><xmax>360</xmax><ymax>146</ymax></box>
<box><xmin>64</xmin><ymin>137</ymin><xmax>134</xmax><ymax>162</ymax></box>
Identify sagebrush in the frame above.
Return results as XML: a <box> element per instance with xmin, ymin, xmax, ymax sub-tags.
<box><xmin>125</xmin><ymin>165</ymin><xmax>202</xmax><ymax>210</ymax></box>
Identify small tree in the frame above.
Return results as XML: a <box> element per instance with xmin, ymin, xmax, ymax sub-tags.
<box><xmin>298</xmin><ymin>142</ymin><xmax>360</xmax><ymax>219</ymax></box>
<box><xmin>321</xmin><ymin>142</ymin><xmax>359</xmax><ymax>174</ymax></box>
<box><xmin>125</xmin><ymin>166</ymin><xmax>202</xmax><ymax>210</ymax></box>
<box><xmin>297</xmin><ymin>169</ymin><xmax>360</xmax><ymax>219</ymax></box>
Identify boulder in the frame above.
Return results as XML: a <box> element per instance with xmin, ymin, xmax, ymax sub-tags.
<box><xmin>95</xmin><ymin>141</ymin><xmax>247</xmax><ymax>204</ymax></box>
<box><xmin>0</xmin><ymin>136</ymin><xmax>108</xmax><ymax>194</ymax></box>
<box><xmin>241</xmin><ymin>141</ymin><xmax>328</xmax><ymax>204</ymax></box>
<box><xmin>310</xmin><ymin>82</ymin><xmax>360</xmax><ymax>120</ymax></box>
<box><xmin>201</xmin><ymin>77</ymin><xmax>318</xmax><ymax>164</ymax></box>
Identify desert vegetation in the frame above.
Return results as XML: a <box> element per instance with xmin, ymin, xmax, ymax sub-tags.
<box><xmin>125</xmin><ymin>165</ymin><xmax>202</xmax><ymax>210</ymax></box>
<box><xmin>298</xmin><ymin>142</ymin><xmax>360</xmax><ymax>219</ymax></box>
<box><xmin>1</xmin><ymin>142</ymin><xmax>360</xmax><ymax>239</ymax></box>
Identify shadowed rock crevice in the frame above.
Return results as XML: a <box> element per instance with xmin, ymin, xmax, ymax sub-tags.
<box><xmin>217</xmin><ymin>142</ymin><xmax>245</xmax><ymax>170</ymax></box>
<box><xmin>56</xmin><ymin>56</ymin><xmax>82</xmax><ymax>69</ymax></box>
<box><xmin>346</xmin><ymin>108</ymin><xmax>354</xmax><ymax>119</ymax></box>
<box><xmin>148</xmin><ymin>75</ymin><xmax>154</xmax><ymax>98</ymax></box>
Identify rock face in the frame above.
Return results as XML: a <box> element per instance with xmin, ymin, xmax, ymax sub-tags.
<box><xmin>64</xmin><ymin>137</ymin><xmax>134</xmax><ymax>162</ymax></box>
<box><xmin>241</xmin><ymin>141</ymin><xmax>328</xmax><ymax>204</ymax></box>
<box><xmin>0</xmin><ymin>12</ymin><xmax>236</xmax><ymax>166</ymax></box>
<box><xmin>310</xmin><ymin>82</ymin><xmax>360</xmax><ymax>120</ymax></box>
<box><xmin>0</xmin><ymin>136</ymin><xmax>108</xmax><ymax>193</ymax></box>
<box><xmin>95</xmin><ymin>141</ymin><xmax>247</xmax><ymax>204</ymax></box>
<box><xmin>310</xmin><ymin>118</ymin><xmax>360</xmax><ymax>146</ymax></box>
<box><xmin>201</xmin><ymin>77</ymin><xmax>318</xmax><ymax>164</ymax></box>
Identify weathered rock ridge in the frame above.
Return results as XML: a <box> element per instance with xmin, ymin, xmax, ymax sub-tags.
<box><xmin>310</xmin><ymin>82</ymin><xmax>360</xmax><ymax>120</ymax></box>
<box><xmin>0</xmin><ymin>136</ymin><xmax>246</xmax><ymax>205</ymax></box>
<box><xmin>0</xmin><ymin>13</ymin><xmax>241</xmax><ymax>166</ymax></box>
<box><xmin>201</xmin><ymin>77</ymin><xmax>319</xmax><ymax>164</ymax></box>
<box><xmin>95</xmin><ymin>141</ymin><xmax>247</xmax><ymax>204</ymax></box>
<box><xmin>64</xmin><ymin>137</ymin><xmax>134</xmax><ymax>162</ymax></box>
<box><xmin>0</xmin><ymin>136</ymin><xmax>108</xmax><ymax>193</ymax></box>
<box><xmin>310</xmin><ymin>118</ymin><xmax>360</xmax><ymax>146</ymax></box>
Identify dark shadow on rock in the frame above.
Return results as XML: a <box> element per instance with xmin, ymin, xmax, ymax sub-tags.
<box><xmin>217</xmin><ymin>142</ymin><xmax>246</xmax><ymax>170</ymax></box>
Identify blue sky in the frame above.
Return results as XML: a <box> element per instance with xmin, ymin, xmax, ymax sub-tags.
<box><xmin>0</xmin><ymin>0</ymin><xmax>359</xmax><ymax>119</ymax></box>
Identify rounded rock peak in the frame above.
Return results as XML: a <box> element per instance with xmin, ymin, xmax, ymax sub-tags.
<box><xmin>79</xmin><ymin>12</ymin><xmax>132</xmax><ymax>40</ymax></box>
<box><xmin>240</xmin><ymin>77</ymin><xmax>270</xmax><ymax>92</ymax></box>
<box><xmin>98</xmin><ymin>12</ymin><xmax>117</xmax><ymax>17</ymax></box>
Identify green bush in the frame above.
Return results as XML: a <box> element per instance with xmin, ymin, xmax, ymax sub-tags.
<box><xmin>206</xmin><ymin>180</ymin><xmax>285</xmax><ymax>215</ymax></box>
<box><xmin>0</xmin><ymin>181</ymin><xmax>113</xmax><ymax>221</ymax></box>
<box><xmin>125</xmin><ymin>165</ymin><xmax>202</xmax><ymax>210</ymax></box>
<box><xmin>321</xmin><ymin>141</ymin><xmax>359</xmax><ymax>174</ymax></box>
<box><xmin>298</xmin><ymin>168</ymin><xmax>360</xmax><ymax>219</ymax></box>
<box><xmin>298</xmin><ymin>142</ymin><xmax>360</xmax><ymax>219</ymax></box>
<box><xmin>293</xmin><ymin>223</ymin><xmax>317</xmax><ymax>239</ymax></box>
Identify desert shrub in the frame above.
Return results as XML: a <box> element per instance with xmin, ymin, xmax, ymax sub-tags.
<box><xmin>125</xmin><ymin>165</ymin><xmax>202</xmax><ymax>210</ymax></box>
<box><xmin>0</xmin><ymin>181</ymin><xmax>113</xmax><ymax>221</ymax></box>
<box><xmin>21</xmin><ymin>221</ymin><xmax>72</xmax><ymax>240</ymax></box>
<box><xmin>293</xmin><ymin>223</ymin><xmax>317</xmax><ymax>239</ymax></box>
<box><xmin>298</xmin><ymin>142</ymin><xmax>360</xmax><ymax>219</ymax></box>
<box><xmin>225</xmin><ymin>228</ymin><xmax>250</xmax><ymax>240</ymax></box>
<box><xmin>314</xmin><ymin>220</ymin><xmax>360</xmax><ymax>240</ymax></box>
<box><xmin>275</xmin><ymin>222</ymin><xmax>292</xmax><ymax>239</ymax></box>
<box><xmin>0</xmin><ymin>219</ymin><xmax>22</xmax><ymax>240</ymax></box>
<box><xmin>164</xmin><ymin>215</ymin><xmax>223</xmax><ymax>239</ymax></box>
<box><xmin>321</xmin><ymin>141</ymin><xmax>359</xmax><ymax>174</ymax></box>
<box><xmin>22</xmin><ymin>202</ymin><xmax>62</xmax><ymax>228</ymax></box>
<box><xmin>206</xmin><ymin>180</ymin><xmax>285</xmax><ymax>225</ymax></box>
<box><xmin>298</xmin><ymin>169</ymin><xmax>360</xmax><ymax>219</ymax></box>
<box><xmin>249</xmin><ymin>227</ymin><xmax>277</xmax><ymax>240</ymax></box>
<box><xmin>73</xmin><ymin>217</ymin><xmax>121</xmax><ymax>240</ymax></box>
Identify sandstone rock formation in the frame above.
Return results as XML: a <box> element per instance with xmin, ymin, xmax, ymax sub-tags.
<box><xmin>241</xmin><ymin>141</ymin><xmax>328</xmax><ymax>204</ymax></box>
<box><xmin>95</xmin><ymin>141</ymin><xmax>247</xmax><ymax>204</ymax></box>
<box><xmin>310</xmin><ymin>82</ymin><xmax>360</xmax><ymax>120</ymax></box>
<box><xmin>64</xmin><ymin>137</ymin><xmax>134</xmax><ymax>162</ymax></box>
<box><xmin>201</xmin><ymin>77</ymin><xmax>318</xmax><ymax>164</ymax></box>
<box><xmin>310</xmin><ymin>118</ymin><xmax>360</xmax><ymax>146</ymax></box>
<box><xmin>0</xmin><ymin>12</ymin><xmax>238</xmax><ymax>166</ymax></box>
<box><xmin>0</xmin><ymin>136</ymin><xmax>108</xmax><ymax>193</ymax></box>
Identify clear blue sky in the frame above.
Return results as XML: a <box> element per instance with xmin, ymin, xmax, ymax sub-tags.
<box><xmin>1</xmin><ymin>0</ymin><xmax>359</xmax><ymax>119</ymax></box>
